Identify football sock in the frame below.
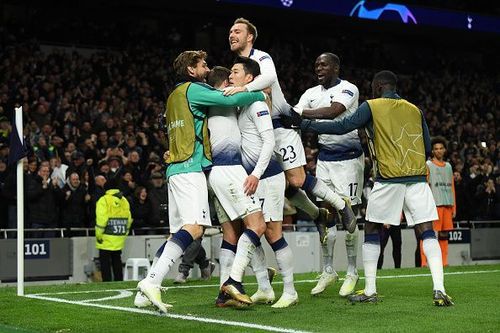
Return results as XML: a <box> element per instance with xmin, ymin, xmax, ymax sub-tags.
<box><xmin>147</xmin><ymin>230</ymin><xmax>193</xmax><ymax>285</ymax></box>
<box><xmin>422</xmin><ymin>230</ymin><xmax>445</xmax><ymax>292</ymax></box>
<box><xmin>301</xmin><ymin>175</ymin><xmax>345</xmax><ymax>211</ymax></box>
<box><xmin>363</xmin><ymin>233</ymin><xmax>380</xmax><ymax>296</ymax></box>
<box><xmin>346</xmin><ymin>226</ymin><xmax>359</xmax><ymax>275</ymax></box>
<box><xmin>272</xmin><ymin>237</ymin><xmax>296</xmax><ymax>295</ymax></box>
<box><xmin>149</xmin><ymin>240</ymin><xmax>166</xmax><ymax>272</ymax></box>
<box><xmin>322</xmin><ymin>226</ymin><xmax>337</xmax><ymax>274</ymax></box>
<box><xmin>229</xmin><ymin>229</ymin><xmax>260</xmax><ymax>283</ymax></box>
<box><xmin>252</xmin><ymin>245</ymin><xmax>273</xmax><ymax>291</ymax></box>
<box><xmin>286</xmin><ymin>187</ymin><xmax>319</xmax><ymax>220</ymax></box>
<box><xmin>219</xmin><ymin>240</ymin><xmax>237</xmax><ymax>287</ymax></box>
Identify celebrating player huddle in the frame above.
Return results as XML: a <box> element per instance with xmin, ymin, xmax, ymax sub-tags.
<box><xmin>135</xmin><ymin>16</ymin><xmax>453</xmax><ymax>313</ymax></box>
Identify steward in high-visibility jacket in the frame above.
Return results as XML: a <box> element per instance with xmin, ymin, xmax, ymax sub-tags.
<box><xmin>95</xmin><ymin>189</ymin><xmax>133</xmax><ymax>251</ymax></box>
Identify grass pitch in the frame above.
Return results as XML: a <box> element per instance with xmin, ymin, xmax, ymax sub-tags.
<box><xmin>0</xmin><ymin>265</ymin><xmax>499</xmax><ymax>333</ymax></box>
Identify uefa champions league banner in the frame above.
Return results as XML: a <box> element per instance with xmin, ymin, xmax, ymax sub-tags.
<box><xmin>220</xmin><ymin>0</ymin><xmax>500</xmax><ymax>34</ymax></box>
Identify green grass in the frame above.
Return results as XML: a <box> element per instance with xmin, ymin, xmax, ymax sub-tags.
<box><xmin>1</xmin><ymin>265</ymin><xmax>499</xmax><ymax>333</ymax></box>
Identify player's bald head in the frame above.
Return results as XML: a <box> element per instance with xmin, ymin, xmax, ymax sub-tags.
<box><xmin>319</xmin><ymin>53</ymin><xmax>340</xmax><ymax>66</ymax></box>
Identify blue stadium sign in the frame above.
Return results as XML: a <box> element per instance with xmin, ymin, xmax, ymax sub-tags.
<box><xmin>221</xmin><ymin>0</ymin><xmax>500</xmax><ymax>34</ymax></box>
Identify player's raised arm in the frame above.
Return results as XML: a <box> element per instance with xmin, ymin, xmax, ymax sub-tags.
<box><xmin>244</xmin><ymin>54</ymin><xmax>277</xmax><ymax>92</ymax></box>
<box><xmin>190</xmin><ymin>82</ymin><xmax>266</xmax><ymax>108</ymax></box>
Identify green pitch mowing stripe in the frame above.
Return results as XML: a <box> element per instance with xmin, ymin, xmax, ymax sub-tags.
<box><xmin>27</xmin><ymin>269</ymin><xmax>500</xmax><ymax>297</ymax></box>
<box><xmin>3</xmin><ymin>266</ymin><xmax>499</xmax><ymax>333</ymax></box>
<box><xmin>0</xmin><ymin>324</ymin><xmax>37</xmax><ymax>333</ymax></box>
<box><xmin>25</xmin><ymin>294</ymin><xmax>310</xmax><ymax>333</ymax></box>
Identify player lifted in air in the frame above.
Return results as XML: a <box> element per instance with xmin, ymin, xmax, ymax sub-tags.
<box><xmin>225</xmin><ymin>18</ymin><xmax>357</xmax><ymax>239</ymax></box>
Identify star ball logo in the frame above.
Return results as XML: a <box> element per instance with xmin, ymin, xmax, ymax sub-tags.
<box><xmin>280</xmin><ymin>0</ymin><xmax>293</xmax><ymax>8</ymax></box>
<box><xmin>350</xmin><ymin>1</ymin><xmax>417</xmax><ymax>24</ymax></box>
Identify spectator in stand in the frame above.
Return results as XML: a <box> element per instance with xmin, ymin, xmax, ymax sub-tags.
<box><xmin>61</xmin><ymin>171</ymin><xmax>91</xmax><ymax>235</ymax></box>
<box><xmin>475</xmin><ymin>177</ymin><xmax>498</xmax><ymax>220</ymax></box>
<box><xmin>119</xmin><ymin>170</ymin><xmax>136</xmax><ymax>199</ymax></box>
<box><xmin>130</xmin><ymin>186</ymin><xmax>154</xmax><ymax>235</ymax></box>
<box><xmin>27</xmin><ymin>165</ymin><xmax>60</xmax><ymax>238</ymax></box>
<box><xmin>147</xmin><ymin>171</ymin><xmax>168</xmax><ymax>230</ymax></box>
<box><xmin>66</xmin><ymin>151</ymin><xmax>87</xmax><ymax>178</ymax></box>
<box><xmin>89</xmin><ymin>175</ymin><xmax>107</xmax><ymax>226</ymax></box>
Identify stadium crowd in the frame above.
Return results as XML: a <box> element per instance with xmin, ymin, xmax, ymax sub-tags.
<box><xmin>0</xmin><ymin>17</ymin><xmax>498</xmax><ymax>236</ymax></box>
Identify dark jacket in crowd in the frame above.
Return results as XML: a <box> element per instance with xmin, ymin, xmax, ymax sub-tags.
<box><xmin>27</xmin><ymin>175</ymin><xmax>59</xmax><ymax>227</ymax></box>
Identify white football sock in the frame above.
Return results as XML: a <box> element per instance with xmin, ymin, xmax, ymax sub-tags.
<box><xmin>423</xmin><ymin>238</ymin><xmax>445</xmax><ymax>292</ymax></box>
<box><xmin>219</xmin><ymin>247</ymin><xmax>235</xmax><ymax>287</ymax></box>
<box><xmin>146</xmin><ymin>241</ymin><xmax>183</xmax><ymax>285</ymax></box>
<box><xmin>346</xmin><ymin>227</ymin><xmax>359</xmax><ymax>275</ymax></box>
<box><xmin>251</xmin><ymin>245</ymin><xmax>272</xmax><ymax>291</ymax></box>
<box><xmin>229</xmin><ymin>232</ymin><xmax>257</xmax><ymax>283</ymax></box>
<box><xmin>362</xmin><ymin>243</ymin><xmax>380</xmax><ymax>296</ymax></box>
<box><xmin>275</xmin><ymin>245</ymin><xmax>296</xmax><ymax>295</ymax></box>
<box><xmin>322</xmin><ymin>226</ymin><xmax>337</xmax><ymax>274</ymax></box>
<box><xmin>309</xmin><ymin>180</ymin><xmax>345</xmax><ymax>211</ymax></box>
<box><xmin>287</xmin><ymin>188</ymin><xmax>319</xmax><ymax>220</ymax></box>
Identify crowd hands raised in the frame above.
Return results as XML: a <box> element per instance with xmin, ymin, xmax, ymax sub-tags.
<box><xmin>0</xmin><ymin>18</ymin><xmax>498</xmax><ymax>236</ymax></box>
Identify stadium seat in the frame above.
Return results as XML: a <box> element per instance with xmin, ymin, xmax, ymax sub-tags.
<box><xmin>123</xmin><ymin>258</ymin><xmax>151</xmax><ymax>281</ymax></box>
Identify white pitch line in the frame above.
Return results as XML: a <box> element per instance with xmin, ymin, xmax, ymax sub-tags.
<box><xmin>24</xmin><ymin>269</ymin><xmax>499</xmax><ymax>333</ymax></box>
<box><xmin>24</xmin><ymin>294</ymin><xmax>310</xmax><ymax>333</ymax></box>
<box><xmin>30</xmin><ymin>269</ymin><xmax>500</xmax><ymax>296</ymax></box>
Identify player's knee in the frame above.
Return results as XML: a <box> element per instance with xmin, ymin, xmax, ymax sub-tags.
<box><xmin>183</xmin><ymin>224</ymin><xmax>204</xmax><ymax>239</ymax></box>
<box><xmin>415</xmin><ymin>221</ymin><xmax>434</xmax><ymax>239</ymax></box>
<box><xmin>222</xmin><ymin>229</ymin><xmax>239</xmax><ymax>245</ymax></box>
<box><xmin>265</xmin><ymin>224</ymin><xmax>282</xmax><ymax>243</ymax></box>
<box><xmin>286</xmin><ymin>170</ymin><xmax>306</xmax><ymax>188</ymax></box>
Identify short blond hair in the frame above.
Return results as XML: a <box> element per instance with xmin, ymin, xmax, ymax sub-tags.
<box><xmin>234</xmin><ymin>17</ymin><xmax>258</xmax><ymax>43</ymax></box>
<box><xmin>173</xmin><ymin>50</ymin><xmax>207</xmax><ymax>77</ymax></box>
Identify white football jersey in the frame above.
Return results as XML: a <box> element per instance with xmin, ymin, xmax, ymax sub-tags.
<box><xmin>238</xmin><ymin>101</ymin><xmax>282</xmax><ymax>178</ymax></box>
<box><xmin>296</xmin><ymin>79</ymin><xmax>362</xmax><ymax>161</ymax></box>
<box><xmin>208</xmin><ymin>106</ymin><xmax>242</xmax><ymax>166</ymax></box>
<box><xmin>247</xmin><ymin>48</ymin><xmax>290</xmax><ymax>119</ymax></box>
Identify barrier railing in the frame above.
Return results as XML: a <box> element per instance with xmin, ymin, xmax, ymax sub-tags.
<box><xmin>1</xmin><ymin>220</ymin><xmax>498</xmax><ymax>239</ymax></box>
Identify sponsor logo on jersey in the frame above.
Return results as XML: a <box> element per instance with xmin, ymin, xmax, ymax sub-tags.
<box><xmin>259</xmin><ymin>55</ymin><xmax>270</xmax><ymax>62</ymax></box>
<box><xmin>342</xmin><ymin>89</ymin><xmax>354</xmax><ymax>97</ymax></box>
<box><xmin>256</xmin><ymin>110</ymin><xmax>269</xmax><ymax>117</ymax></box>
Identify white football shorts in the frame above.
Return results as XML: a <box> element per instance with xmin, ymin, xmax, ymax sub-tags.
<box><xmin>316</xmin><ymin>154</ymin><xmax>365</xmax><ymax>205</ymax></box>
<box><xmin>365</xmin><ymin>182</ymin><xmax>438</xmax><ymax>226</ymax></box>
<box><xmin>255</xmin><ymin>172</ymin><xmax>286</xmax><ymax>222</ymax></box>
<box><xmin>274</xmin><ymin>127</ymin><xmax>307</xmax><ymax>171</ymax></box>
<box><xmin>208</xmin><ymin>165</ymin><xmax>261</xmax><ymax>223</ymax></box>
<box><xmin>168</xmin><ymin>172</ymin><xmax>212</xmax><ymax>233</ymax></box>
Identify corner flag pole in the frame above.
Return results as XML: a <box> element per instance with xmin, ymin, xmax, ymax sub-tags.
<box><xmin>16</xmin><ymin>106</ymin><xmax>24</xmax><ymax>296</ymax></box>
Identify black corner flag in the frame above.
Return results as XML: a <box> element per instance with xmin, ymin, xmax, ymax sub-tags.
<box><xmin>7</xmin><ymin>114</ymin><xmax>27</xmax><ymax>166</ymax></box>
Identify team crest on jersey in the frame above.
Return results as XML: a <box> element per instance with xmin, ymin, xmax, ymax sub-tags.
<box><xmin>256</xmin><ymin>110</ymin><xmax>269</xmax><ymax>117</ymax></box>
<box><xmin>342</xmin><ymin>89</ymin><xmax>354</xmax><ymax>96</ymax></box>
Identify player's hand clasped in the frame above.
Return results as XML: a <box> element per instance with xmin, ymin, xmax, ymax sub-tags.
<box><xmin>243</xmin><ymin>175</ymin><xmax>259</xmax><ymax>196</ymax></box>
<box><xmin>223</xmin><ymin>86</ymin><xmax>248</xmax><ymax>96</ymax></box>
<box><xmin>280</xmin><ymin>107</ymin><xmax>303</xmax><ymax>129</ymax></box>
